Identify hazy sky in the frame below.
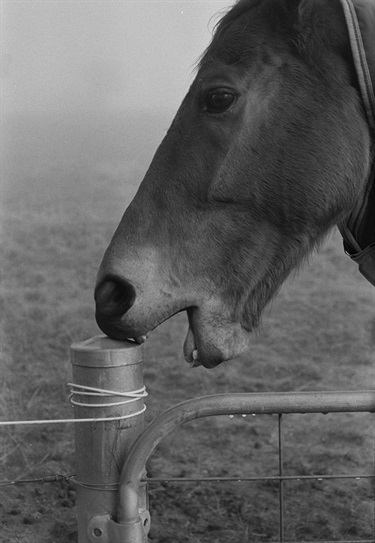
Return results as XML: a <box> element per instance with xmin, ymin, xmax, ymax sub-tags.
<box><xmin>2</xmin><ymin>1</ymin><xmax>234</xmax><ymax>117</ymax></box>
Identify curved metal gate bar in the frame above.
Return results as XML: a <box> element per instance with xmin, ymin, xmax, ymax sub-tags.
<box><xmin>116</xmin><ymin>390</ymin><xmax>375</xmax><ymax>541</ymax></box>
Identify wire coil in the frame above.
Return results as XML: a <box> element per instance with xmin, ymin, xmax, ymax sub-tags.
<box><xmin>68</xmin><ymin>383</ymin><xmax>148</xmax><ymax>408</ymax></box>
<box><xmin>0</xmin><ymin>384</ymin><xmax>147</xmax><ymax>426</ymax></box>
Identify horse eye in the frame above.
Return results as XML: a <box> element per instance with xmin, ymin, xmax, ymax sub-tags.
<box><xmin>203</xmin><ymin>90</ymin><xmax>236</xmax><ymax>114</ymax></box>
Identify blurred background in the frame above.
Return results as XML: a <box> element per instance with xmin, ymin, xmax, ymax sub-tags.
<box><xmin>2</xmin><ymin>1</ymin><xmax>233</xmax><ymax>207</ymax></box>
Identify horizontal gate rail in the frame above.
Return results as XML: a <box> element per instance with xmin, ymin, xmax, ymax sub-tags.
<box><xmin>143</xmin><ymin>473</ymin><xmax>374</xmax><ymax>482</ymax></box>
<box><xmin>110</xmin><ymin>390</ymin><xmax>375</xmax><ymax>543</ymax></box>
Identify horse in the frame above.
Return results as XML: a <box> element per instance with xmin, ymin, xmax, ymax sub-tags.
<box><xmin>95</xmin><ymin>0</ymin><xmax>374</xmax><ymax>369</ymax></box>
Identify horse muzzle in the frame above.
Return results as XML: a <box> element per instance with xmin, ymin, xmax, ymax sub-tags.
<box><xmin>95</xmin><ymin>273</ymin><xmax>190</xmax><ymax>343</ymax></box>
<box><xmin>95</xmin><ymin>274</ymin><xmax>251</xmax><ymax>369</ymax></box>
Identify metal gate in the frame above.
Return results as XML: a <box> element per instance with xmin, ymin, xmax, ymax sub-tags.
<box><xmin>70</xmin><ymin>337</ymin><xmax>375</xmax><ymax>543</ymax></box>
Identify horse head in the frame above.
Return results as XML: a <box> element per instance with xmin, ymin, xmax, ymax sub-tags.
<box><xmin>95</xmin><ymin>0</ymin><xmax>372</xmax><ymax>368</ymax></box>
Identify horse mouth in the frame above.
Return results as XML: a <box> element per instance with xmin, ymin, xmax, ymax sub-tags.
<box><xmin>96</xmin><ymin>304</ymin><xmax>225</xmax><ymax>369</ymax></box>
<box><xmin>95</xmin><ymin>315</ymin><xmax>149</xmax><ymax>345</ymax></box>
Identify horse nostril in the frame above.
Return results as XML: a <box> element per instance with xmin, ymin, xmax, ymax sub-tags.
<box><xmin>95</xmin><ymin>277</ymin><xmax>136</xmax><ymax>318</ymax></box>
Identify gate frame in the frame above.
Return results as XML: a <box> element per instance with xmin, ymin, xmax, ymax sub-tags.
<box><xmin>114</xmin><ymin>390</ymin><xmax>375</xmax><ymax>543</ymax></box>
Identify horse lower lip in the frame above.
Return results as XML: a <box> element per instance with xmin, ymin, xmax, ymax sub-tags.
<box><xmin>183</xmin><ymin>314</ymin><xmax>222</xmax><ymax>369</ymax></box>
<box><xmin>183</xmin><ymin>324</ymin><xmax>198</xmax><ymax>365</ymax></box>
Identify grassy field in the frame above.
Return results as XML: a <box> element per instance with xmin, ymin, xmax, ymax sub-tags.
<box><xmin>1</xmin><ymin>111</ymin><xmax>374</xmax><ymax>542</ymax></box>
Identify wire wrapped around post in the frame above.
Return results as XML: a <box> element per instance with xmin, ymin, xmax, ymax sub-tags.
<box><xmin>70</xmin><ymin>335</ymin><xmax>149</xmax><ymax>543</ymax></box>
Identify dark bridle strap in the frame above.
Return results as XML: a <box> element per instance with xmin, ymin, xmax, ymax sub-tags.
<box><xmin>338</xmin><ymin>0</ymin><xmax>375</xmax><ymax>286</ymax></box>
<box><xmin>340</xmin><ymin>0</ymin><xmax>375</xmax><ymax>131</ymax></box>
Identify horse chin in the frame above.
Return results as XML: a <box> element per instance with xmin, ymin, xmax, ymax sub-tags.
<box><xmin>183</xmin><ymin>307</ymin><xmax>251</xmax><ymax>369</ymax></box>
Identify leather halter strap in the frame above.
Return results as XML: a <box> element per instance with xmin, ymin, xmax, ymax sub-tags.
<box><xmin>340</xmin><ymin>0</ymin><xmax>375</xmax><ymax>129</ymax></box>
<box><xmin>338</xmin><ymin>0</ymin><xmax>375</xmax><ymax>285</ymax></box>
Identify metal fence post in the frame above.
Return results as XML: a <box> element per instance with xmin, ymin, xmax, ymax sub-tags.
<box><xmin>70</xmin><ymin>335</ymin><xmax>148</xmax><ymax>543</ymax></box>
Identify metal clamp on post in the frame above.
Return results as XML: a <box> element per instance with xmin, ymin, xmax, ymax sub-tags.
<box><xmin>108</xmin><ymin>515</ymin><xmax>149</xmax><ymax>543</ymax></box>
<box><xmin>88</xmin><ymin>477</ymin><xmax>150</xmax><ymax>543</ymax></box>
<box><xmin>87</xmin><ymin>511</ymin><xmax>150</xmax><ymax>543</ymax></box>
<box><xmin>87</xmin><ymin>478</ymin><xmax>150</xmax><ymax>543</ymax></box>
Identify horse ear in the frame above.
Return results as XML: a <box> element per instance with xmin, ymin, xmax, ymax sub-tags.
<box><xmin>283</xmin><ymin>0</ymin><xmax>320</xmax><ymax>52</ymax></box>
<box><xmin>284</xmin><ymin>0</ymin><xmax>314</xmax><ymax>24</ymax></box>
<box><xmin>288</xmin><ymin>0</ymin><xmax>351</xmax><ymax>58</ymax></box>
